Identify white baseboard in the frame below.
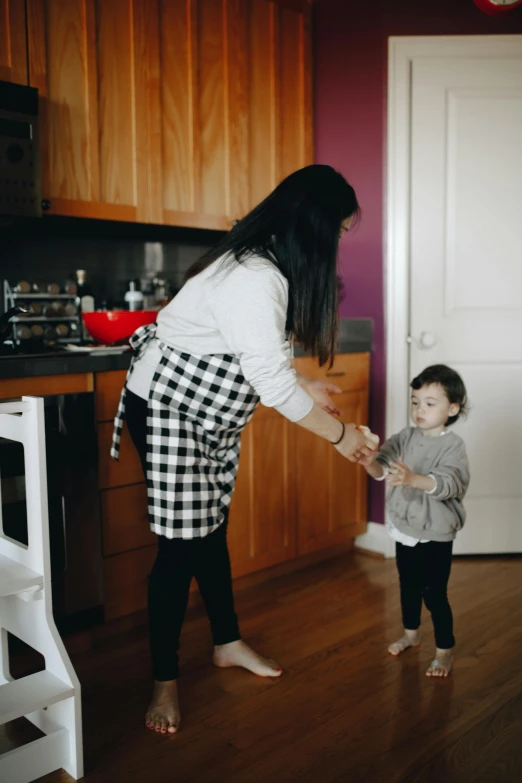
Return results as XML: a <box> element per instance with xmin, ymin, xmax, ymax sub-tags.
<box><xmin>355</xmin><ymin>522</ymin><xmax>396</xmax><ymax>558</ymax></box>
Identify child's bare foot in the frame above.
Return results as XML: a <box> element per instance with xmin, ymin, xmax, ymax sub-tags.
<box><xmin>388</xmin><ymin>629</ymin><xmax>420</xmax><ymax>656</ymax></box>
<box><xmin>213</xmin><ymin>640</ymin><xmax>282</xmax><ymax>677</ymax></box>
<box><xmin>426</xmin><ymin>649</ymin><xmax>453</xmax><ymax>677</ymax></box>
<box><xmin>145</xmin><ymin>680</ymin><xmax>180</xmax><ymax>734</ymax></box>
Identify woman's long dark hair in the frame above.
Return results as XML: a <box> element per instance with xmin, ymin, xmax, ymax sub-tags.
<box><xmin>185</xmin><ymin>164</ymin><xmax>359</xmax><ymax>366</ymax></box>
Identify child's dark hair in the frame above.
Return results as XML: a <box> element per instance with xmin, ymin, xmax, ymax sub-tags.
<box><xmin>410</xmin><ymin>365</ymin><xmax>468</xmax><ymax>426</ymax></box>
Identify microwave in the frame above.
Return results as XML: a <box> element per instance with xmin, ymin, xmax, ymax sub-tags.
<box><xmin>0</xmin><ymin>80</ymin><xmax>41</xmax><ymax>217</ymax></box>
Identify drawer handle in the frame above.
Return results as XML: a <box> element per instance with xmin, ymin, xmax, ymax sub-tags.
<box><xmin>326</xmin><ymin>372</ymin><xmax>346</xmax><ymax>377</ymax></box>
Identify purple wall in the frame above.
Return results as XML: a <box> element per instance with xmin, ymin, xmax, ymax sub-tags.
<box><xmin>314</xmin><ymin>0</ymin><xmax>522</xmax><ymax>523</ymax></box>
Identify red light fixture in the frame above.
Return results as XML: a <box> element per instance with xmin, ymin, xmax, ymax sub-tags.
<box><xmin>474</xmin><ymin>0</ymin><xmax>522</xmax><ymax>15</ymax></box>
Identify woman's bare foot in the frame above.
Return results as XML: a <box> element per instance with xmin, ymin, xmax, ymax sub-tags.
<box><xmin>426</xmin><ymin>649</ymin><xmax>453</xmax><ymax>678</ymax></box>
<box><xmin>388</xmin><ymin>629</ymin><xmax>420</xmax><ymax>657</ymax></box>
<box><xmin>213</xmin><ymin>640</ymin><xmax>282</xmax><ymax>677</ymax></box>
<box><xmin>145</xmin><ymin>680</ymin><xmax>180</xmax><ymax>735</ymax></box>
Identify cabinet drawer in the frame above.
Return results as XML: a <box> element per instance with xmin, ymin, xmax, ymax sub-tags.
<box><xmin>0</xmin><ymin>373</ymin><xmax>93</xmax><ymax>400</ymax></box>
<box><xmin>293</xmin><ymin>352</ymin><xmax>369</xmax><ymax>393</ymax></box>
<box><xmin>101</xmin><ymin>483</ymin><xmax>156</xmax><ymax>556</ymax></box>
<box><xmin>98</xmin><ymin>421</ymin><xmax>143</xmax><ymax>489</ymax></box>
<box><xmin>95</xmin><ymin>370</ymin><xmax>127</xmax><ymax>422</ymax></box>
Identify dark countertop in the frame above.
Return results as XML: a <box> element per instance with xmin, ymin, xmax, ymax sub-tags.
<box><xmin>0</xmin><ymin>319</ymin><xmax>372</xmax><ymax>380</ymax></box>
<box><xmin>293</xmin><ymin>318</ymin><xmax>373</xmax><ymax>358</ymax></box>
<box><xmin>0</xmin><ymin>349</ymin><xmax>133</xmax><ymax>380</ymax></box>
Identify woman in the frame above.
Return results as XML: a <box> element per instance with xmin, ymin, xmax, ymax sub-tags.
<box><xmin>111</xmin><ymin>164</ymin><xmax>376</xmax><ymax>735</ymax></box>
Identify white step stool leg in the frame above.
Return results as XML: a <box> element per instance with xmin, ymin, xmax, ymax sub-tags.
<box><xmin>0</xmin><ymin>627</ymin><xmax>10</xmax><ymax>685</ymax></box>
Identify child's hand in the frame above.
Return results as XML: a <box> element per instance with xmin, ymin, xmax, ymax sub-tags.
<box><xmin>386</xmin><ymin>459</ymin><xmax>415</xmax><ymax>487</ymax></box>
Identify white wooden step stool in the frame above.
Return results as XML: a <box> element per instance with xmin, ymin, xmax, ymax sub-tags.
<box><xmin>0</xmin><ymin>397</ymin><xmax>83</xmax><ymax>782</ymax></box>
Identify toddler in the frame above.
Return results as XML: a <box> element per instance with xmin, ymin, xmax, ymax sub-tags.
<box><xmin>361</xmin><ymin>365</ymin><xmax>470</xmax><ymax>677</ymax></box>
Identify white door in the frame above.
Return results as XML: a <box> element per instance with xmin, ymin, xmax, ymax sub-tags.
<box><xmin>406</xmin><ymin>40</ymin><xmax>522</xmax><ymax>554</ymax></box>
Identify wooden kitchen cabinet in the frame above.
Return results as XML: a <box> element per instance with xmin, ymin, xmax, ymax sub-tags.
<box><xmin>24</xmin><ymin>0</ymin><xmax>312</xmax><ymax>228</ymax></box>
<box><xmin>26</xmin><ymin>0</ymin><xmax>156</xmax><ymax>222</ymax></box>
<box><xmin>0</xmin><ymin>0</ymin><xmax>28</xmax><ymax>84</ymax></box>
<box><xmin>228</xmin><ymin>403</ymin><xmax>297</xmax><ymax>578</ymax></box>
<box><xmin>294</xmin><ymin>389</ymin><xmax>368</xmax><ymax>555</ymax></box>
<box><xmin>293</xmin><ymin>354</ymin><xmax>370</xmax><ymax>555</ymax></box>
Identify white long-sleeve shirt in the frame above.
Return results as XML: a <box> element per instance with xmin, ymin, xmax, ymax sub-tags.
<box><xmin>127</xmin><ymin>254</ymin><xmax>314</xmax><ymax>422</ymax></box>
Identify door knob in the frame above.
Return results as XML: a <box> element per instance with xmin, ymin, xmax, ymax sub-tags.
<box><xmin>419</xmin><ymin>331</ymin><xmax>437</xmax><ymax>349</ymax></box>
<box><xmin>406</xmin><ymin>332</ymin><xmax>438</xmax><ymax>349</ymax></box>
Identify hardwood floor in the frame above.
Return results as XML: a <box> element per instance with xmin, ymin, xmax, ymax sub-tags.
<box><xmin>3</xmin><ymin>552</ymin><xmax>522</xmax><ymax>782</ymax></box>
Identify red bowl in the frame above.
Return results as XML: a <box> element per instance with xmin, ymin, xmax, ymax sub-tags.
<box><xmin>82</xmin><ymin>310</ymin><xmax>158</xmax><ymax>344</ymax></box>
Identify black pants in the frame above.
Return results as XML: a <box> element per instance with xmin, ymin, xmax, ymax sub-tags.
<box><xmin>396</xmin><ymin>540</ymin><xmax>455</xmax><ymax>650</ymax></box>
<box><xmin>125</xmin><ymin>389</ymin><xmax>241</xmax><ymax>681</ymax></box>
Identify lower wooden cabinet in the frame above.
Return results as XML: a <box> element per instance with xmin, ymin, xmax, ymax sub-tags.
<box><xmin>295</xmin><ymin>390</ymin><xmax>368</xmax><ymax>555</ymax></box>
<box><xmin>228</xmin><ymin>404</ymin><xmax>296</xmax><ymax>578</ymax></box>
<box><xmin>95</xmin><ymin>352</ymin><xmax>370</xmax><ymax>619</ymax></box>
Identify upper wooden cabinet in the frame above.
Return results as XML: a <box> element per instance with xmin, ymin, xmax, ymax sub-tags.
<box><xmin>24</xmin><ymin>0</ymin><xmax>313</xmax><ymax>228</ymax></box>
<box><xmin>0</xmin><ymin>0</ymin><xmax>28</xmax><ymax>84</ymax></box>
<box><xmin>25</xmin><ymin>0</ymin><xmax>156</xmax><ymax>222</ymax></box>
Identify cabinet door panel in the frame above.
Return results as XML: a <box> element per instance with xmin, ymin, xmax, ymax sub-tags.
<box><xmin>0</xmin><ymin>0</ymin><xmax>28</xmax><ymax>83</ymax></box>
<box><xmin>96</xmin><ymin>0</ymin><xmax>136</xmax><ymax>208</ymax></box>
<box><xmin>26</xmin><ymin>0</ymin><xmax>155</xmax><ymax>222</ymax></box>
<box><xmin>296</xmin><ymin>389</ymin><xmax>369</xmax><ymax>556</ymax></box>
<box><xmin>28</xmin><ymin>0</ymin><xmax>99</xmax><ymax>203</ymax></box>
<box><xmin>237</xmin><ymin>0</ymin><xmax>313</xmax><ymax>216</ymax></box>
<box><xmin>228</xmin><ymin>406</ymin><xmax>296</xmax><ymax>577</ymax></box>
<box><xmin>159</xmin><ymin>0</ymin><xmax>195</xmax><ymax>215</ymax></box>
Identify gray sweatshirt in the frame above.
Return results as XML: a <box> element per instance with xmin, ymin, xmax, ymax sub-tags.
<box><xmin>376</xmin><ymin>427</ymin><xmax>470</xmax><ymax>542</ymax></box>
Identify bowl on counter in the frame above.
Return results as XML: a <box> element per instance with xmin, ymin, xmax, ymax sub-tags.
<box><xmin>82</xmin><ymin>310</ymin><xmax>158</xmax><ymax>344</ymax></box>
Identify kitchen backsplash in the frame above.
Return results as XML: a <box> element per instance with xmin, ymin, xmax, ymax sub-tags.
<box><xmin>0</xmin><ymin>216</ymin><xmax>223</xmax><ymax>312</ymax></box>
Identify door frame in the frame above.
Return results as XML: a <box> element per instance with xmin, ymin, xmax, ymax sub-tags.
<box><xmin>385</xmin><ymin>34</ymin><xmax>522</xmax><ymax>438</ymax></box>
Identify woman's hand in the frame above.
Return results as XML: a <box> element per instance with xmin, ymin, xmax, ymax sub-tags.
<box><xmin>357</xmin><ymin>450</ymin><xmax>377</xmax><ymax>469</ymax></box>
<box><xmin>299</xmin><ymin>378</ymin><xmax>342</xmax><ymax>417</ymax></box>
<box><xmin>333</xmin><ymin>423</ymin><xmax>378</xmax><ymax>463</ymax></box>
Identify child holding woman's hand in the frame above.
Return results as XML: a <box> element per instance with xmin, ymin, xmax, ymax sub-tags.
<box><xmin>360</xmin><ymin>365</ymin><xmax>470</xmax><ymax>678</ymax></box>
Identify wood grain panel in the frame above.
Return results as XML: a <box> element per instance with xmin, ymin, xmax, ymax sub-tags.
<box><xmin>95</xmin><ymin>369</ymin><xmax>127</xmax><ymax>422</ymax></box>
<box><xmin>228</xmin><ymin>405</ymin><xmax>296</xmax><ymax>578</ymax></box>
<box><xmin>27</xmin><ymin>0</ymin><xmax>50</xmax><ymax>195</ymax></box>
<box><xmin>198</xmin><ymin>0</ymin><xmax>227</xmax><ymax>216</ymax></box>
<box><xmin>45</xmin><ymin>0</ymin><xmax>97</xmax><ymax>200</ymax></box>
<box><xmin>98</xmin><ymin>421</ymin><xmax>143</xmax><ymax>489</ymax></box>
<box><xmin>276</xmin><ymin>3</ymin><xmax>303</xmax><ymax>182</ymax></box>
<box><xmin>0</xmin><ymin>373</ymin><xmax>93</xmax><ymax>400</ymax></box>
<box><xmin>252</xmin><ymin>412</ymin><xmax>295</xmax><ymax>558</ymax></box>
<box><xmin>293</xmin><ymin>353</ymin><xmax>370</xmax><ymax>393</ymax></box>
<box><xmin>101</xmin><ymin>483</ymin><xmax>156</xmax><ymax>556</ymax></box>
<box><xmin>331</xmin><ymin>391</ymin><xmax>368</xmax><ymax>533</ymax></box>
<box><xmin>246</xmin><ymin>0</ymin><xmax>276</xmax><ymax>212</ymax></box>
<box><xmin>96</xmin><ymin>0</ymin><xmax>136</xmax><ymax>206</ymax></box>
<box><xmin>133</xmin><ymin>0</ymin><xmax>162</xmax><ymax>224</ymax></box>
<box><xmin>0</xmin><ymin>0</ymin><xmax>28</xmax><ymax>83</ymax></box>
<box><xmin>103</xmin><ymin>544</ymin><xmax>156</xmax><ymax>620</ymax></box>
<box><xmin>296</xmin><ymin>390</ymin><xmax>369</xmax><ymax>555</ymax></box>
<box><xmin>228</xmin><ymin>421</ymin><xmax>254</xmax><ymax>568</ymax></box>
<box><xmin>159</xmin><ymin>0</ymin><xmax>195</xmax><ymax>213</ymax></box>
<box><xmin>225</xmin><ymin>0</ymin><xmax>248</xmax><ymax>221</ymax></box>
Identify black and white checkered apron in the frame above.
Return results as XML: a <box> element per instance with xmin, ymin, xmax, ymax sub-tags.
<box><xmin>111</xmin><ymin>324</ymin><xmax>259</xmax><ymax>539</ymax></box>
